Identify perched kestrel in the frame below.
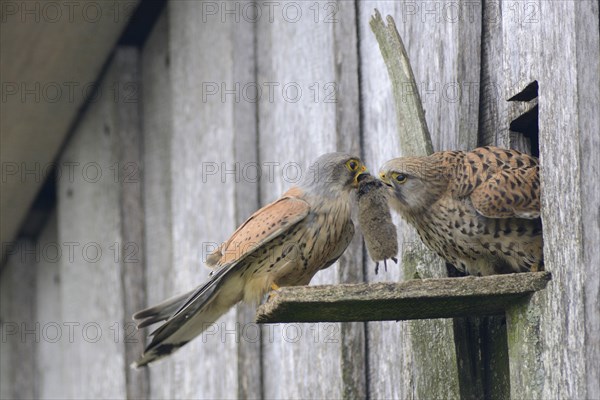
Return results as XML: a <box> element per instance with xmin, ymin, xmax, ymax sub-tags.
<box><xmin>357</xmin><ymin>173</ymin><xmax>398</xmax><ymax>274</ymax></box>
<box><xmin>132</xmin><ymin>153</ymin><xmax>367</xmax><ymax>367</ymax></box>
<box><xmin>379</xmin><ymin>146</ymin><xmax>543</xmax><ymax>276</ymax></box>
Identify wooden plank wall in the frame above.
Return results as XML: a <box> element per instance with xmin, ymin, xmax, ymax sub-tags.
<box><xmin>1</xmin><ymin>1</ymin><xmax>598</xmax><ymax>399</ymax></box>
<box><xmin>256</xmin><ymin>1</ymin><xmax>363</xmax><ymax>398</ymax></box>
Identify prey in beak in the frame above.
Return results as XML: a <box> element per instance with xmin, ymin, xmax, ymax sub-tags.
<box><xmin>352</xmin><ymin>164</ymin><xmax>368</xmax><ymax>188</ymax></box>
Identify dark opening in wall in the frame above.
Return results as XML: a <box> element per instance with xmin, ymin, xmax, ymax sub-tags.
<box><xmin>508</xmin><ymin>81</ymin><xmax>539</xmax><ymax>157</ymax></box>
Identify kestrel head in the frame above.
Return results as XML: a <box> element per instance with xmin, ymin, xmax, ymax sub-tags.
<box><xmin>302</xmin><ymin>152</ymin><xmax>367</xmax><ymax>196</ymax></box>
<box><xmin>378</xmin><ymin>155</ymin><xmax>449</xmax><ymax>215</ymax></box>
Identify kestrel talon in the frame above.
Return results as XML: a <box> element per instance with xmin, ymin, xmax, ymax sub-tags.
<box><xmin>132</xmin><ymin>153</ymin><xmax>367</xmax><ymax>367</ymax></box>
<box><xmin>379</xmin><ymin>146</ymin><xmax>543</xmax><ymax>276</ymax></box>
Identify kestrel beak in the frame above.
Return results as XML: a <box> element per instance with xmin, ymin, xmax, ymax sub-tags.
<box><xmin>379</xmin><ymin>171</ymin><xmax>392</xmax><ymax>187</ymax></box>
<box><xmin>352</xmin><ymin>164</ymin><xmax>368</xmax><ymax>187</ymax></box>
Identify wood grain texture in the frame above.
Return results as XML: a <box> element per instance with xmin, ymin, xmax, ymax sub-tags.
<box><xmin>369</xmin><ymin>9</ymin><xmax>433</xmax><ymax>157</ymax></box>
<box><xmin>257</xmin><ymin>1</ymin><xmax>363</xmax><ymax>397</ymax></box>
<box><xmin>360</xmin><ymin>1</ymin><xmax>482</xmax><ymax>397</ymax></box>
<box><xmin>112</xmin><ymin>48</ymin><xmax>149</xmax><ymax>399</ymax></box>
<box><xmin>332</xmin><ymin>2</ymin><xmax>366</xmax><ymax>398</ymax></box>
<box><xmin>231</xmin><ymin>6</ymin><xmax>262</xmax><ymax>399</ymax></box>
<box><xmin>34</xmin><ymin>213</ymin><xmax>64</xmax><ymax>399</ymax></box>
<box><xmin>477</xmin><ymin>1</ymin><xmax>600</xmax><ymax>398</ymax></box>
<box><xmin>478</xmin><ymin>0</ymin><xmax>541</xmax><ymax>150</ymax></box>
<box><xmin>0</xmin><ymin>0</ymin><xmax>139</xmax><ymax>258</ymax></box>
<box><xmin>0</xmin><ymin>239</ymin><xmax>37</xmax><ymax>399</ymax></box>
<box><xmin>141</xmin><ymin>1</ymin><xmax>251</xmax><ymax>397</ymax></box>
<box><xmin>57</xmin><ymin>58</ymin><xmax>128</xmax><ymax>398</ymax></box>
<box><xmin>535</xmin><ymin>1</ymin><xmax>599</xmax><ymax>398</ymax></box>
<box><xmin>577</xmin><ymin>2</ymin><xmax>600</xmax><ymax>395</ymax></box>
<box><xmin>141</xmin><ymin>5</ymin><xmax>261</xmax><ymax>398</ymax></box>
<box><xmin>139</xmin><ymin>10</ymin><xmax>180</xmax><ymax>398</ymax></box>
<box><xmin>256</xmin><ymin>272</ymin><xmax>551</xmax><ymax>322</ymax></box>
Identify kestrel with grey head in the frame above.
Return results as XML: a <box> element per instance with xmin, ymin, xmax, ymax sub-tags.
<box><xmin>379</xmin><ymin>146</ymin><xmax>543</xmax><ymax>276</ymax></box>
<box><xmin>132</xmin><ymin>152</ymin><xmax>367</xmax><ymax>367</ymax></box>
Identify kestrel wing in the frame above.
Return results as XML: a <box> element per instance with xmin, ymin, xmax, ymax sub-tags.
<box><xmin>210</xmin><ymin>188</ymin><xmax>310</xmax><ymax>269</ymax></box>
<box><xmin>168</xmin><ymin>190</ymin><xmax>310</xmax><ymax>318</ymax></box>
<box><xmin>454</xmin><ymin>147</ymin><xmax>541</xmax><ymax>219</ymax></box>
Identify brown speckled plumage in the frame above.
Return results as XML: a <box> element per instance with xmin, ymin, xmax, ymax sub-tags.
<box><xmin>379</xmin><ymin>146</ymin><xmax>543</xmax><ymax>276</ymax></box>
<box><xmin>132</xmin><ymin>153</ymin><xmax>366</xmax><ymax>367</ymax></box>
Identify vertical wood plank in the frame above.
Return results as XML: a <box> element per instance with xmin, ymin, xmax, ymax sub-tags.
<box><xmin>257</xmin><ymin>1</ymin><xmax>363</xmax><ymax>397</ymax></box>
<box><xmin>112</xmin><ymin>47</ymin><xmax>149</xmax><ymax>400</ymax></box>
<box><xmin>576</xmin><ymin>2</ymin><xmax>600</xmax><ymax>395</ymax></box>
<box><xmin>479</xmin><ymin>0</ymin><xmax>541</xmax><ymax>149</ymax></box>
<box><xmin>500</xmin><ymin>1</ymin><xmax>600</xmax><ymax>399</ymax></box>
<box><xmin>164</xmin><ymin>0</ymin><xmax>239</xmax><ymax>396</ymax></box>
<box><xmin>359</xmin><ymin>1</ymin><xmax>482</xmax><ymax>397</ymax></box>
<box><xmin>139</xmin><ymin>10</ymin><xmax>177</xmax><ymax>398</ymax></box>
<box><xmin>535</xmin><ymin>1</ymin><xmax>599</xmax><ymax>398</ymax></box>
<box><xmin>469</xmin><ymin>2</ymin><xmax>537</xmax><ymax>398</ymax></box>
<box><xmin>143</xmin><ymin>1</ymin><xmax>261</xmax><ymax>397</ymax></box>
<box><xmin>0</xmin><ymin>239</ymin><xmax>37</xmax><ymax>399</ymax></box>
<box><xmin>57</xmin><ymin>56</ymin><xmax>128</xmax><ymax>398</ymax></box>
<box><xmin>231</xmin><ymin>4</ymin><xmax>262</xmax><ymax>399</ymax></box>
<box><xmin>34</xmin><ymin>213</ymin><xmax>64</xmax><ymax>399</ymax></box>
<box><xmin>333</xmin><ymin>2</ymin><xmax>366</xmax><ymax>397</ymax></box>
<box><xmin>141</xmin><ymin>5</ymin><xmax>262</xmax><ymax>398</ymax></box>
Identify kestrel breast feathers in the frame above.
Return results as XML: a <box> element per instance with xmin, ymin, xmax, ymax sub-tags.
<box><xmin>379</xmin><ymin>146</ymin><xmax>543</xmax><ymax>276</ymax></box>
<box><xmin>132</xmin><ymin>153</ymin><xmax>367</xmax><ymax>367</ymax></box>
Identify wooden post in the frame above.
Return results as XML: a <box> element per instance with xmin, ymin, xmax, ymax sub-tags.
<box><xmin>363</xmin><ymin>5</ymin><xmax>484</xmax><ymax>397</ymax></box>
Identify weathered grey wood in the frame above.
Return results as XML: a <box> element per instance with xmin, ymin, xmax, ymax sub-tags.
<box><xmin>0</xmin><ymin>239</ymin><xmax>37</xmax><ymax>399</ymax></box>
<box><xmin>256</xmin><ymin>272</ymin><xmax>551</xmax><ymax>323</ymax></box>
<box><xmin>333</xmin><ymin>2</ymin><xmax>366</xmax><ymax>398</ymax></box>
<box><xmin>34</xmin><ymin>213</ymin><xmax>64</xmax><ymax>399</ymax></box>
<box><xmin>257</xmin><ymin>1</ymin><xmax>363</xmax><ymax>397</ymax></box>
<box><xmin>360</xmin><ymin>2</ymin><xmax>483</xmax><ymax>397</ymax></box>
<box><xmin>0</xmin><ymin>0</ymin><xmax>139</xmax><ymax>258</ymax></box>
<box><xmin>369</xmin><ymin>9</ymin><xmax>433</xmax><ymax>157</ymax></box>
<box><xmin>140</xmin><ymin>5</ymin><xmax>262</xmax><ymax>397</ymax></box>
<box><xmin>141</xmin><ymin>1</ymin><xmax>256</xmax><ymax>397</ymax></box>
<box><xmin>534</xmin><ymin>1</ymin><xmax>599</xmax><ymax>398</ymax></box>
<box><xmin>138</xmin><ymin>10</ymin><xmax>177</xmax><ymax>399</ymax></box>
<box><xmin>469</xmin><ymin>3</ymin><xmax>533</xmax><ymax>397</ymax></box>
<box><xmin>57</xmin><ymin>56</ymin><xmax>129</xmax><ymax>397</ymax></box>
<box><xmin>505</xmin><ymin>296</ymin><xmax>543</xmax><ymax>398</ymax></box>
<box><xmin>577</xmin><ymin>3</ymin><xmax>600</xmax><ymax>396</ymax></box>
<box><xmin>476</xmin><ymin>1</ymin><xmax>600</xmax><ymax>398</ymax></box>
<box><xmin>478</xmin><ymin>0</ymin><xmax>541</xmax><ymax>150</ymax></box>
<box><xmin>112</xmin><ymin>48</ymin><xmax>149</xmax><ymax>400</ymax></box>
<box><xmin>231</xmin><ymin>7</ymin><xmax>262</xmax><ymax>399</ymax></box>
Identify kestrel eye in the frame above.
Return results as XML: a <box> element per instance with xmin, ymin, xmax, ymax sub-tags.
<box><xmin>346</xmin><ymin>160</ymin><xmax>359</xmax><ymax>171</ymax></box>
<box><xmin>394</xmin><ymin>173</ymin><xmax>407</xmax><ymax>184</ymax></box>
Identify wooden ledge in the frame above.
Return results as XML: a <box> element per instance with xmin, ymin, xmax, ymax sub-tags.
<box><xmin>255</xmin><ymin>272</ymin><xmax>551</xmax><ymax>323</ymax></box>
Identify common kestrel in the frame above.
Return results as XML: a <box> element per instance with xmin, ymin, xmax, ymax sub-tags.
<box><xmin>132</xmin><ymin>153</ymin><xmax>367</xmax><ymax>367</ymax></box>
<box><xmin>379</xmin><ymin>146</ymin><xmax>543</xmax><ymax>276</ymax></box>
<box><xmin>357</xmin><ymin>173</ymin><xmax>398</xmax><ymax>274</ymax></box>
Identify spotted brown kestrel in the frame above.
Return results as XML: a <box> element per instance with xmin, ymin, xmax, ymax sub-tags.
<box><xmin>132</xmin><ymin>153</ymin><xmax>367</xmax><ymax>367</ymax></box>
<box><xmin>379</xmin><ymin>146</ymin><xmax>543</xmax><ymax>276</ymax></box>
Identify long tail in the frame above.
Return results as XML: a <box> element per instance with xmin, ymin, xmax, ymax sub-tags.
<box><xmin>132</xmin><ymin>266</ymin><xmax>243</xmax><ymax>368</ymax></box>
<box><xmin>133</xmin><ymin>289</ymin><xmax>197</xmax><ymax>329</ymax></box>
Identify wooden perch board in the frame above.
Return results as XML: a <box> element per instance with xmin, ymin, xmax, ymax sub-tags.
<box><xmin>256</xmin><ymin>272</ymin><xmax>551</xmax><ymax>323</ymax></box>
